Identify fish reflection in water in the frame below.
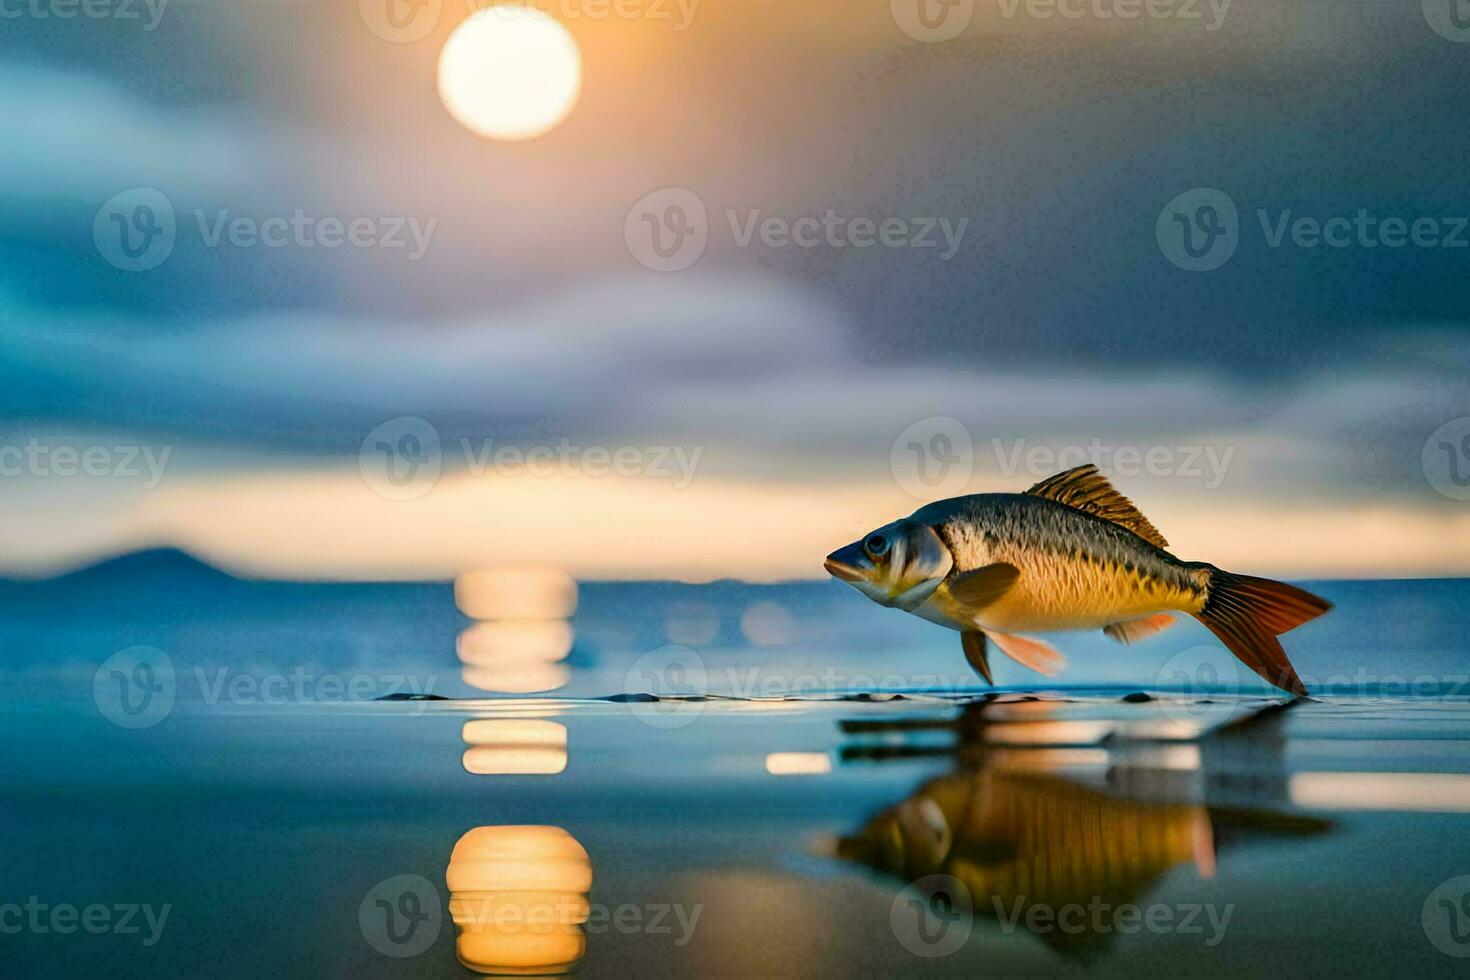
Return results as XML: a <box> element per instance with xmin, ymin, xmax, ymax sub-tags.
<box><xmin>837</xmin><ymin>699</ymin><xmax>1330</xmax><ymax>956</ymax></box>
<box><xmin>446</xmin><ymin>825</ymin><xmax>593</xmax><ymax>975</ymax></box>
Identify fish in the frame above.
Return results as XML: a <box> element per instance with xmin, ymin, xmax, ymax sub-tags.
<box><xmin>835</xmin><ymin>700</ymin><xmax>1332</xmax><ymax>956</ymax></box>
<box><xmin>823</xmin><ymin>464</ymin><xmax>1331</xmax><ymax>695</ymax></box>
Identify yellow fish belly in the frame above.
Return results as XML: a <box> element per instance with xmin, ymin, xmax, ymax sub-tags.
<box><xmin>954</xmin><ymin>551</ymin><xmax>1204</xmax><ymax>633</ymax></box>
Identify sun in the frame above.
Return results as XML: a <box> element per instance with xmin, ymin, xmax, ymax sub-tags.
<box><xmin>437</xmin><ymin>7</ymin><xmax>582</xmax><ymax>142</ymax></box>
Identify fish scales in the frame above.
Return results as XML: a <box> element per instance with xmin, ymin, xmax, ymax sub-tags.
<box><xmin>923</xmin><ymin>494</ymin><xmax>1206</xmax><ymax>631</ymax></box>
<box><xmin>826</xmin><ymin>465</ymin><xmax>1331</xmax><ymax>693</ymax></box>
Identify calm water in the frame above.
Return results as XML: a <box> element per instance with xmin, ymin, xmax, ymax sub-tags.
<box><xmin>4</xmin><ymin>553</ymin><xmax>1470</xmax><ymax>977</ymax></box>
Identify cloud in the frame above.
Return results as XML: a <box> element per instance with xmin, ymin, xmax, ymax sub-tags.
<box><xmin>0</xmin><ymin>274</ymin><xmax>847</xmax><ymax>438</ymax></box>
<box><xmin>0</xmin><ymin>273</ymin><xmax>1271</xmax><ymax>457</ymax></box>
<box><xmin>0</xmin><ymin>65</ymin><xmax>271</xmax><ymax>207</ymax></box>
<box><xmin>1</xmin><ymin>270</ymin><xmax>1463</xmax><ymax>506</ymax></box>
<box><xmin>3</xmin><ymin>28</ymin><xmax>1469</xmax><ymax>578</ymax></box>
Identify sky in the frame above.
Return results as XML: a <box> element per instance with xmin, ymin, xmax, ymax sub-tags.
<box><xmin>1</xmin><ymin>0</ymin><xmax>1468</xmax><ymax>581</ymax></box>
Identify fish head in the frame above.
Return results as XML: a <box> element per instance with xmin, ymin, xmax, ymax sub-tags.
<box><xmin>836</xmin><ymin>794</ymin><xmax>952</xmax><ymax>878</ymax></box>
<box><xmin>824</xmin><ymin>520</ymin><xmax>954</xmax><ymax>611</ymax></box>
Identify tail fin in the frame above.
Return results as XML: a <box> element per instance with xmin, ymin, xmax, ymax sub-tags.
<box><xmin>1191</xmin><ymin>568</ymin><xmax>1332</xmax><ymax>697</ymax></box>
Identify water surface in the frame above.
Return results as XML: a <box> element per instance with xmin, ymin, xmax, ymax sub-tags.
<box><xmin>4</xmin><ymin>558</ymin><xmax>1469</xmax><ymax>976</ymax></box>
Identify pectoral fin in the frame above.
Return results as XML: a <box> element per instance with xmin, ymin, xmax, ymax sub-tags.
<box><xmin>947</xmin><ymin>562</ymin><xmax>1019</xmax><ymax>608</ymax></box>
<box><xmin>961</xmin><ymin>630</ymin><xmax>993</xmax><ymax>685</ymax></box>
<box><xmin>985</xmin><ymin>631</ymin><xmax>1067</xmax><ymax>677</ymax></box>
<box><xmin>1103</xmin><ymin>613</ymin><xmax>1177</xmax><ymax>645</ymax></box>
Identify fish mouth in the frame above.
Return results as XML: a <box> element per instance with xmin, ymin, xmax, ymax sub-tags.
<box><xmin>823</xmin><ymin>557</ymin><xmax>863</xmax><ymax>583</ymax></box>
<box><xmin>824</xmin><ymin>552</ymin><xmax>865</xmax><ymax>583</ymax></box>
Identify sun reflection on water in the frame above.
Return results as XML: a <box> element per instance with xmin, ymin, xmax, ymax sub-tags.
<box><xmin>461</xmin><ymin>719</ymin><xmax>569</xmax><ymax>776</ymax></box>
<box><xmin>455</xmin><ymin>568</ymin><xmax>577</xmax><ymax>695</ymax></box>
<box><xmin>446</xmin><ymin>825</ymin><xmax>592</xmax><ymax>975</ymax></box>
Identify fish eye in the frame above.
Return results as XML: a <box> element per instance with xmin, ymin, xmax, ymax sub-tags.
<box><xmin>864</xmin><ymin>534</ymin><xmax>890</xmax><ymax>558</ymax></box>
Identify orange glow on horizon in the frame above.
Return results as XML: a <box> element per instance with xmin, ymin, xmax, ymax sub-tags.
<box><xmin>17</xmin><ymin>462</ymin><xmax>1470</xmax><ymax>583</ymax></box>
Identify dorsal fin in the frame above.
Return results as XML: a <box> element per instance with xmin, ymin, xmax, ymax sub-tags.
<box><xmin>1024</xmin><ymin>464</ymin><xmax>1169</xmax><ymax>549</ymax></box>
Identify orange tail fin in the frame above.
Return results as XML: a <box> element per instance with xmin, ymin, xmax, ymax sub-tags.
<box><xmin>1191</xmin><ymin>568</ymin><xmax>1332</xmax><ymax>697</ymax></box>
